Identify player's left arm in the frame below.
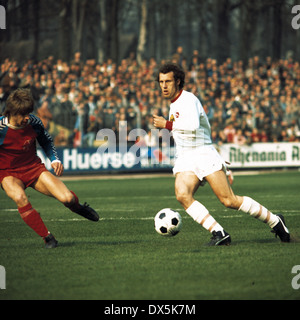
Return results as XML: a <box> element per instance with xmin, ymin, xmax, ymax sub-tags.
<box><xmin>30</xmin><ymin>115</ymin><xmax>62</xmax><ymax>174</ymax></box>
<box><xmin>51</xmin><ymin>160</ymin><xmax>64</xmax><ymax>177</ymax></box>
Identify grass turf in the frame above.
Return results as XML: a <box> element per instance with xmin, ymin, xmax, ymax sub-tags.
<box><xmin>0</xmin><ymin>171</ymin><xmax>299</xmax><ymax>300</ymax></box>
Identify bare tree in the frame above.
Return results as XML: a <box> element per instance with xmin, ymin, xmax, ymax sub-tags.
<box><xmin>137</xmin><ymin>0</ymin><xmax>147</xmax><ymax>65</ymax></box>
<box><xmin>239</xmin><ymin>0</ymin><xmax>259</xmax><ymax>63</ymax></box>
<box><xmin>32</xmin><ymin>0</ymin><xmax>40</xmax><ymax>61</ymax></box>
<box><xmin>1</xmin><ymin>0</ymin><xmax>299</xmax><ymax>64</ymax></box>
<box><xmin>59</xmin><ymin>0</ymin><xmax>72</xmax><ymax>61</ymax></box>
<box><xmin>272</xmin><ymin>0</ymin><xmax>285</xmax><ymax>60</ymax></box>
<box><xmin>106</xmin><ymin>0</ymin><xmax>120</xmax><ymax>62</ymax></box>
<box><xmin>72</xmin><ymin>0</ymin><xmax>87</xmax><ymax>55</ymax></box>
<box><xmin>98</xmin><ymin>0</ymin><xmax>107</xmax><ymax>63</ymax></box>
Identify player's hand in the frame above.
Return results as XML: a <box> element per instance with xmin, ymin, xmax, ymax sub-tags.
<box><xmin>153</xmin><ymin>114</ymin><xmax>167</xmax><ymax>129</ymax></box>
<box><xmin>51</xmin><ymin>161</ymin><xmax>64</xmax><ymax>177</ymax></box>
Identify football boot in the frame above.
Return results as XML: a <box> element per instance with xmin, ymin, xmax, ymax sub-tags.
<box><xmin>271</xmin><ymin>214</ymin><xmax>290</xmax><ymax>242</ymax></box>
<box><xmin>74</xmin><ymin>202</ymin><xmax>99</xmax><ymax>222</ymax></box>
<box><xmin>206</xmin><ymin>230</ymin><xmax>231</xmax><ymax>246</ymax></box>
<box><xmin>44</xmin><ymin>233</ymin><xmax>58</xmax><ymax>249</ymax></box>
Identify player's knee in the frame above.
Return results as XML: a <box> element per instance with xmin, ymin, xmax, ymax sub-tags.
<box><xmin>176</xmin><ymin>191</ymin><xmax>192</xmax><ymax>209</ymax></box>
<box><xmin>219</xmin><ymin>196</ymin><xmax>239</xmax><ymax>209</ymax></box>
<box><xmin>176</xmin><ymin>192</ymin><xmax>185</xmax><ymax>205</ymax></box>
<box><xmin>14</xmin><ymin>194</ymin><xmax>29</xmax><ymax>207</ymax></box>
<box><xmin>61</xmin><ymin>191</ymin><xmax>75</xmax><ymax>206</ymax></box>
<box><xmin>221</xmin><ymin>198</ymin><xmax>233</xmax><ymax>208</ymax></box>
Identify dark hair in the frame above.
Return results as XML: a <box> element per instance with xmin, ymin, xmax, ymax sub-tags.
<box><xmin>157</xmin><ymin>63</ymin><xmax>185</xmax><ymax>90</ymax></box>
<box><xmin>3</xmin><ymin>88</ymin><xmax>34</xmax><ymax>117</ymax></box>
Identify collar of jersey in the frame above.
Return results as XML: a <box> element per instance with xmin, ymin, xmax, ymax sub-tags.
<box><xmin>171</xmin><ymin>89</ymin><xmax>183</xmax><ymax>103</ymax></box>
<box><xmin>7</xmin><ymin>117</ymin><xmax>31</xmax><ymax>130</ymax></box>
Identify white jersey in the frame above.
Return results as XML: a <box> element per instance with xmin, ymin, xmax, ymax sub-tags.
<box><xmin>169</xmin><ymin>90</ymin><xmax>227</xmax><ymax>180</ymax></box>
<box><xmin>169</xmin><ymin>90</ymin><xmax>212</xmax><ymax>152</ymax></box>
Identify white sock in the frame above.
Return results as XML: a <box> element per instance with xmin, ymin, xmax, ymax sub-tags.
<box><xmin>238</xmin><ymin>196</ymin><xmax>279</xmax><ymax>228</ymax></box>
<box><xmin>186</xmin><ymin>200</ymin><xmax>224</xmax><ymax>234</ymax></box>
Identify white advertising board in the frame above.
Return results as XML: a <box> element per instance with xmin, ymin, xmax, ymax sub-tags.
<box><xmin>219</xmin><ymin>143</ymin><xmax>300</xmax><ymax>168</ymax></box>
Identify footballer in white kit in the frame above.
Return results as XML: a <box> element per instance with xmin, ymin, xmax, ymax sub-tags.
<box><xmin>153</xmin><ymin>63</ymin><xmax>290</xmax><ymax>246</ymax></box>
<box><xmin>168</xmin><ymin>89</ymin><xmax>227</xmax><ymax>183</ymax></box>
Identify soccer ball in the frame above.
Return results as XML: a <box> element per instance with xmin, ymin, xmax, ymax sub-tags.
<box><xmin>154</xmin><ymin>208</ymin><xmax>182</xmax><ymax>236</ymax></box>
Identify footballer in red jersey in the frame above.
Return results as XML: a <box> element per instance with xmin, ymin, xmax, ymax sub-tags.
<box><xmin>0</xmin><ymin>88</ymin><xmax>99</xmax><ymax>248</ymax></box>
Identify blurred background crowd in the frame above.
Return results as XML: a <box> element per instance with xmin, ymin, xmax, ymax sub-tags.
<box><xmin>1</xmin><ymin>49</ymin><xmax>300</xmax><ymax>148</ymax></box>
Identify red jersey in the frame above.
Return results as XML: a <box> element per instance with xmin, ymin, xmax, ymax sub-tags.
<box><xmin>0</xmin><ymin>114</ymin><xmax>59</xmax><ymax>170</ymax></box>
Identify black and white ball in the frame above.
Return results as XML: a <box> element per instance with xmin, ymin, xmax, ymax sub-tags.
<box><xmin>154</xmin><ymin>208</ymin><xmax>182</xmax><ymax>236</ymax></box>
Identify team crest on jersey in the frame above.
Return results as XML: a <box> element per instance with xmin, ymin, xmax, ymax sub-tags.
<box><xmin>23</xmin><ymin>139</ymin><xmax>34</xmax><ymax>151</ymax></box>
<box><xmin>170</xmin><ymin>112</ymin><xmax>179</xmax><ymax>122</ymax></box>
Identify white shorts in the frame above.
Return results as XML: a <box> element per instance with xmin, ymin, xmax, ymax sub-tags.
<box><xmin>173</xmin><ymin>145</ymin><xmax>227</xmax><ymax>183</ymax></box>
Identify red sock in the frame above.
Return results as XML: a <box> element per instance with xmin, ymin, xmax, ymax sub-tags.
<box><xmin>18</xmin><ymin>203</ymin><xmax>49</xmax><ymax>238</ymax></box>
<box><xmin>64</xmin><ymin>191</ymin><xmax>81</xmax><ymax>212</ymax></box>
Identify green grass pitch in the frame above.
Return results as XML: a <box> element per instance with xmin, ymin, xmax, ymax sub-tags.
<box><xmin>0</xmin><ymin>171</ymin><xmax>299</xmax><ymax>300</ymax></box>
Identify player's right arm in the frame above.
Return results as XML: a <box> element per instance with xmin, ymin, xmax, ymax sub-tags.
<box><xmin>153</xmin><ymin>115</ymin><xmax>173</xmax><ymax>131</ymax></box>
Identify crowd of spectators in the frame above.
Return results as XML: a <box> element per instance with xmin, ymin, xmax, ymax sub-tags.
<box><xmin>1</xmin><ymin>49</ymin><xmax>300</xmax><ymax>149</ymax></box>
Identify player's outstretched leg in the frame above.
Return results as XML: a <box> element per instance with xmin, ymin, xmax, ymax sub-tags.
<box><xmin>65</xmin><ymin>191</ymin><xmax>99</xmax><ymax>222</ymax></box>
<box><xmin>206</xmin><ymin>170</ymin><xmax>290</xmax><ymax>243</ymax></box>
<box><xmin>239</xmin><ymin>197</ymin><xmax>290</xmax><ymax>242</ymax></box>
